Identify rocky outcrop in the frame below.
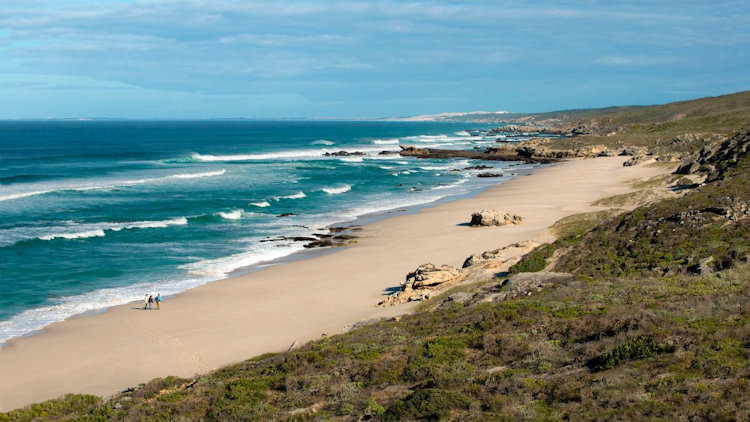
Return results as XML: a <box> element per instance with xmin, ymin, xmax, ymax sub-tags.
<box><xmin>480</xmin><ymin>272</ymin><xmax>572</xmax><ymax>302</ymax></box>
<box><xmin>674</xmin><ymin>161</ymin><xmax>701</xmax><ymax>174</ymax></box>
<box><xmin>656</xmin><ymin>154</ymin><xmax>680</xmax><ymax>163</ymax></box>
<box><xmin>399</xmin><ymin>144</ymin><xmax>559</xmax><ymax>164</ymax></box>
<box><xmin>379</xmin><ymin>241</ymin><xmax>539</xmax><ymax>307</ymax></box>
<box><xmin>260</xmin><ymin>225</ymin><xmax>361</xmax><ymax>249</ymax></box>
<box><xmin>377</xmin><ymin>264</ymin><xmax>465</xmax><ymax>306</ymax></box>
<box><xmin>623</xmin><ymin>155</ymin><xmax>648</xmax><ymax>167</ymax></box>
<box><xmin>477</xmin><ymin>172</ymin><xmax>502</xmax><ymax>178</ymax></box>
<box><xmin>673</xmin><ymin>131</ymin><xmax>749</xmax><ymax>181</ymax></box>
<box><xmin>488</xmin><ymin>125</ymin><xmax>569</xmax><ymax>136</ymax></box>
<box><xmin>398</xmin><ymin>145</ymin><xmax>429</xmax><ymax>155</ymax></box>
<box><xmin>470</xmin><ymin>209</ymin><xmax>523</xmax><ymax>226</ymax></box>
<box><xmin>620</xmin><ymin>146</ymin><xmax>649</xmax><ymax>156</ymax></box>
<box><xmin>462</xmin><ymin>241</ymin><xmax>537</xmax><ymax>269</ymax></box>
<box><xmin>491</xmin><ymin>141</ymin><xmax>615</xmax><ymax>160</ymax></box>
<box><xmin>323</xmin><ymin>151</ymin><xmax>365</xmax><ymax>157</ymax></box>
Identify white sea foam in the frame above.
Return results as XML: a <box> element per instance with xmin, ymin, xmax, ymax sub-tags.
<box><xmin>430</xmin><ymin>177</ymin><xmax>471</xmax><ymax>190</ymax></box>
<box><xmin>216</xmin><ymin>209</ymin><xmax>245</xmax><ymax>220</ymax></box>
<box><xmin>338</xmin><ymin>156</ymin><xmax>363</xmax><ymax>162</ymax></box>
<box><xmin>311</xmin><ymin>139</ymin><xmax>335</xmax><ymax>145</ymax></box>
<box><xmin>321</xmin><ymin>185</ymin><xmax>352</xmax><ymax>195</ymax></box>
<box><xmin>38</xmin><ymin>229</ymin><xmax>106</xmax><ymax>241</ymax></box>
<box><xmin>372</xmin><ymin>138</ymin><xmax>399</xmax><ymax>145</ymax></box>
<box><xmin>0</xmin><ymin>170</ymin><xmax>226</xmax><ymax>202</ymax></box>
<box><xmin>3</xmin><ymin>217</ymin><xmax>189</xmax><ymax>245</ymax></box>
<box><xmin>419</xmin><ymin>165</ymin><xmax>453</xmax><ymax>171</ymax></box>
<box><xmin>190</xmin><ymin>146</ymin><xmax>397</xmax><ymax>162</ymax></box>
<box><xmin>192</xmin><ymin>150</ymin><xmax>322</xmax><ymax>161</ymax></box>
<box><xmin>249</xmin><ymin>201</ymin><xmax>271</xmax><ymax>207</ymax></box>
<box><xmin>168</xmin><ymin>169</ymin><xmax>226</xmax><ymax>179</ymax></box>
<box><xmin>0</xmin><ymin>190</ymin><xmax>54</xmax><ymax>202</ymax></box>
<box><xmin>273</xmin><ymin>191</ymin><xmax>306</xmax><ymax>201</ymax></box>
<box><xmin>180</xmin><ymin>242</ymin><xmax>307</xmax><ymax>277</ymax></box>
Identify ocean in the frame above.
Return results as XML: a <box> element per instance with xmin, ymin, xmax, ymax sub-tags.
<box><xmin>0</xmin><ymin>120</ymin><xmax>527</xmax><ymax>344</ymax></box>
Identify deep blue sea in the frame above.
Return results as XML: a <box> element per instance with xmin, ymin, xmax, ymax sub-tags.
<box><xmin>0</xmin><ymin>120</ymin><xmax>526</xmax><ymax>344</ymax></box>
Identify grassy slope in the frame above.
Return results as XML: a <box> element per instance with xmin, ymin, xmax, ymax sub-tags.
<box><xmin>554</xmin><ymin>91</ymin><xmax>750</xmax><ymax>153</ymax></box>
<box><xmin>3</xmin><ymin>93</ymin><xmax>750</xmax><ymax>422</ymax></box>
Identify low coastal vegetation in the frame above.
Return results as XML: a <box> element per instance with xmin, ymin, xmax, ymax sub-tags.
<box><xmin>3</xmin><ymin>93</ymin><xmax>749</xmax><ymax>421</ymax></box>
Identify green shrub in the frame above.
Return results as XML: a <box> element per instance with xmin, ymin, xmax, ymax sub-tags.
<box><xmin>382</xmin><ymin>388</ymin><xmax>472</xmax><ymax>421</ymax></box>
<box><xmin>509</xmin><ymin>243</ymin><xmax>555</xmax><ymax>274</ymax></box>
<box><xmin>587</xmin><ymin>335</ymin><xmax>675</xmax><ymax>371</ymax></box>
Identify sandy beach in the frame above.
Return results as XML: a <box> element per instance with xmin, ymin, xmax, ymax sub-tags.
<box><xmin>0</xmin><ymin>156</ymin><xmax>667</xmax><ymax>411</ymax></box>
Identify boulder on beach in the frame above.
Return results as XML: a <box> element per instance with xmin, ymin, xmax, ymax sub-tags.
<box><xmin>469</xmin><ymin>209</ymin><xmax>523</xmax><ymax>227</ymax></box>
<box><xmin>378</xmin><ymin>263</ymin><xmax>465</xmax><ymax>307</ymax></box>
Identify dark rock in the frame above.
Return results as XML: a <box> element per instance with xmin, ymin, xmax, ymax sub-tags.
<box><xmin>323</xmin><ymin>150</ymin><xmax>365</xmax><ymax>157</ymax></box>
<box><xmin>464</xmin><ymin>165</ymin><xmax>493</xmax><ymax>170</ymax></box>
<box><xmin>623</xmin><ymin>155</ymin><xmax>647</xmax><ymax>167</ymax></box>
<box><xmin>400</xmin><ymin>144</ymin><xmax>558</xmax><ymax>164</ymax></box>
<box><xmin>303</xmin><ymin>239</ymin><xmax>336</xmax><ymax>248</ymax></box>
<box><xmin>674</xmin><ymin>161</ymin><xmax>701</xmax><ymax>174</ymax></box>
<box><xmin>620</xmin><ymin>146</ymin><xmax>648</xmax><ymax>156</ymax></box>
<box><xmin>688</xmin><ymin>257</ymin><xmax>715</xmax><ymax>275</ymax></box>
<box><xmin>443</xmin><ymin>291</ymin><xmax>472</xmax><ymax>305</ymax></box>
<box><xmin>277</xmin><ymin>213</ymin><xmax>298</xmax><ymax>217</ymax></box>
<box><xmin>477</xmin><ymin>172</ymin><xmax>503</xmax><ymax>178</ymax></box>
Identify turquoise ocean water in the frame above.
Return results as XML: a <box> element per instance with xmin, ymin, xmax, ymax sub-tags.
<box><xmin>0</xmin><ymin>120</ymin><xmax>527</xmax><ymax>344</ymax></box>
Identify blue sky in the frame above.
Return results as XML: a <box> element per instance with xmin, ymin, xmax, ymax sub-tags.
<box><xmin>1</xmin><ymin>0</ymin><xmax>749</xmax><ymax>118</ymax></box>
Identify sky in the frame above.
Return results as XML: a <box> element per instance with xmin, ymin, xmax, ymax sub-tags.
<box><xmin>1</xmin><ymin>0</ymin><xmax>749</xmax><ymax>118</ymax></box>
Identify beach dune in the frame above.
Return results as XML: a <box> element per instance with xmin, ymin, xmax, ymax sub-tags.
<box><xmin>0</xmin><ymin>157</ymin><xmax>666</xmax><ymax>411</ymax></box>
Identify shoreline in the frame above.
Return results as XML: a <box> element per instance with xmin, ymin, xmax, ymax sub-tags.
<box><xmin>0</xmin><ymin>156</ymin><xmax>668</xmax><ymax>411</ymax></box>
<box><xmin>0</xmin><ymin>162</ymin><xmax>534</xmax><ymax>347</ymax></box>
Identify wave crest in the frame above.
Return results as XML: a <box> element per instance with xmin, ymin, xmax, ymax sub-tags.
<box><xmin>321</xmin><ymin>185</ymin><xmax>352</xmax><ymax>195</ymax></box>
<box><xmin>273</xmin><ymin>191</ymin><xmax>306</xmax><ymax>201</ymax></box>
<box><xmin>216</xmin><ymin>209</ymin><xmax>244</xmax><ymax>220</ymax></box>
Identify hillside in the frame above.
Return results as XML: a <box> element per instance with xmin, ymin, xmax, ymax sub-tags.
<box><xmin>3</xmin><ymin>93</ymin><xmax>749</xmax><ymax>421</ymax></box>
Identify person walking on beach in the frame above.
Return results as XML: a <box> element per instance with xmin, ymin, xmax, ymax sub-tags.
<box><xmin>155</xmin><ymin>293</ymin><xmax>162</xmax><ymax>310</ymax></box>
<box><xmin>143</xmin><ymin>294</ymin><xmax>150</xmax><ymax>310</ymax></box>
<box><xmin>147</xmin><ymin>295</ymin><xmax>154</xmax><ymax>310</ymax></box>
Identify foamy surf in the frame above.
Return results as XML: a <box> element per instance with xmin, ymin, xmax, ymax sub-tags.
<box><xmin>180</xmin><ymin>242</ymin><xmax>307</xmax><ymax>277</ymax></box>
<box><xmin>192</xmin><ymin>151</ymin><xmax>323</xmax><ymax>161</ymax></box>
<box><xmin>0</xmin><ymin>275</ymin><xmax>214</xmax><ymax>345</ymax></box>
<box><xmin>216</xmin><ymin>209</ymin><xmax>245</xmax><ymax>220</ymax></box>
<box><xmin>321</xmin><ymin>185</ymin><xmax>352</xmax><ymax>195</ymax></box>
<box><xmin>0</xmin><ymin>122</ymin><xmax>528</xmax><ymax>347</ymax></box>
<box><xmin>273</xmin><ymin>191</ymin><xmax>307</xmax><ymax>200</ymax></box>
<box><xmin>39</xmin><ymin>229</ymin><xmax>106</xmax><ymax>241</ymax></box>
<box><xmin>0</xmin><ymin>170</ymin><xmax>226</xmax><ymax>202</ymax></box>
<box><xmin>5</xmin><ymin>217</ymin><xmax>189</xmax><ymax>245</ymax></box>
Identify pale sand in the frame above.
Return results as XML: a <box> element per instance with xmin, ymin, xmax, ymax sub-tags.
<box><xmin>0</xmin><ymin>157</ymin><xmax>668</xmax><ymax>411</ymax></box>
